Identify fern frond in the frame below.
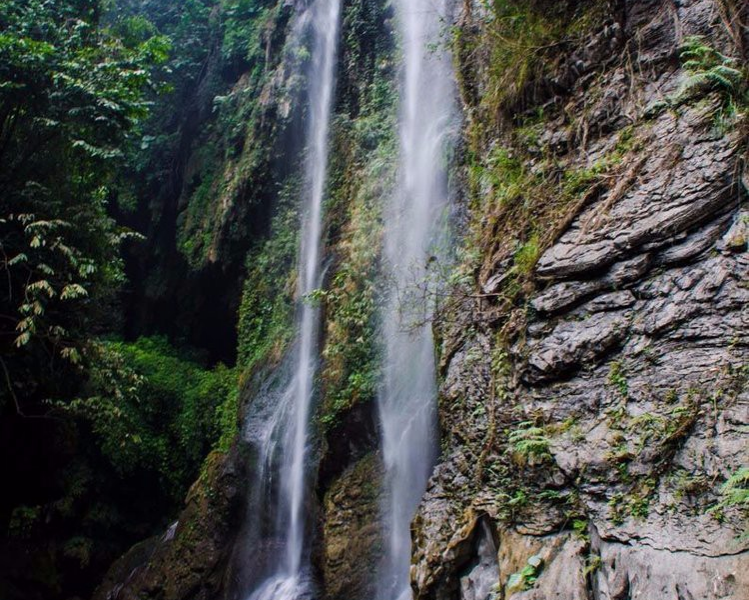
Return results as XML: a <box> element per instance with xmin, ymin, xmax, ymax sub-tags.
<box><xmin>705</xmin><ymin>72</ymin><xmax>738</xmax><ymax>91</ymax></box>
<box><xmin>711</xmin><ymin>64</ymin><xmax>742</xmax><ymax>82</ymax></box>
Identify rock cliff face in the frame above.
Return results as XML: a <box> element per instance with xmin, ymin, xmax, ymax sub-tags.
<box><xmin>411</xmin><ymin>1</ymin><xmax>749</xmax><ymax>599</ymax></box>
<box><xmin>122</xmin><ymin>0</ymin><xmax>301</xmax><ymax>362</ymax></box>
<box><xmin>93</xmin><ymin>448</ymin><xmax>248</xmax><ymax>600</ymax></box>
<box><xmin>95</xmin><ymin>0</ymin><xmax>748</xmax><ymax>599</ymax></box>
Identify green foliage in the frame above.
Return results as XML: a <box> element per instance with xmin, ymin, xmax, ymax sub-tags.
<box><xmin>451</xmin><ymin>1</ymin><xmax>623</xmax><ymax>308</ymax></box>
<box><xmin>648</xmin><ymin>36</ymin><xmax>748</xmax><ymax>118</ymax></box>
<box><xmin>583</xmin><ymin>554</ymin><xmax>602</xmax><ymax>577</ymax></box>
<box><xmin>69</xmin><ymin>337</ymin><xmax>237</xmax><ymax>501</ymax></box>
<box><xmin>8</xmin><ymin>505</ymin><xmax>42</xmax><ymax>538</ymax></box>
<box><xmin>465</xmin><ymin>0</ymin><xmax>605</xmax><ymax>120</ymax></box>
<box><xmin>237</xmin><ymin>180</ymin><xmax>299</xmax><ymax>369</ymax></box>
<box><xmin>215</xmin><ymin>386</ymin><xmax>240</xmax><ymax>452</ymax></box>
<box><xmin>0</xmin><ymin>0</ymin><xmax>167</xmax><ymax>413</ymax></box>
<box><xmin>460</xmin><ymin>127</ymin><xmax>633</xmax><ymax>302</ymax></box>
<box><xmin>608</xmin><ymin>478</ymin><xmax>656</xmax><ymax>524</ymax></box>
<box><xmin>712</xmin><ymin>467</ymin><xmax>749</xmax><ymax>527</ymax></box>
<box><xmin>607</xmin><ymin>492</ymin><xmax>626</xmax><ymax>525</ymax></box>
<box><xmin>673</xmin><ymin>470</ymin><xmax>710</xmax><ymax>501</ymax></box>
<box><xmin>508</xmin><ymin>421</ymin><xmax>551</xmax><ymax>462</ymax></box>
<box><xmin>506</xmin><ymin>554</ymin><xmax>544</xmax><ymax>594</ymax></box>
<box><xmin>678</xmin><ymin>37</ymin><xmax>746</xmax><ymax>104</ymax></box>
<box><xmin>5</xmin><ymin>332</ymin><xmax>238</xmax><ymax>599</ymax></box>
<box><xmin>221</xmin><ymin>0</ymin><xmax>273</xmax><ymax>64</ymax></box>
<box><xmin>111</xmin><ymin>0</ymin><xmax>289</xmax><ymax>268</ymax></box>
<box><xmin>721</xmin><ymin>468</ymin><xmax>749</xmax><ymax>507</ymax></box>
<box><xmin>174</xmin><ymin>0</ymin><xmax>291</xmax><ymax>267</ymax></box>
<box><xmin>318</xmin><ymin>173</ymin><xmax>384</xmax><ymax>427</ymax></box>
<box><xmin>629</xmin><ymin>493</ymin><xmax>650</xmax><ymax>519</ymax></box>
<box><xmin>572</xmin><ymin>518</ymin><xmax>589</xmax><ymax>540</ymax></box>
<box><xmin>608</xmin><ymin>361</ymin><xmax>628</xmax><ymax>397</ymax></box>
<box><xmin>513</xmin><ymin>235</ymin><xmax>541</xmax><ymax>275</ymax></box>
<box><xmin>475</xmin><ymin>147</ymin><xmax>526</xmax><ymax>206</ymax></box>
<box><xmin>0</xmin><ymin>1</ymin><xmax>284</xmax><ymax>596</ymax></box>
<box><xmin>317</xmin><ymin>55</ymin><xmax>396</xmax><ymax>428</ymax></box>
<box><xmin>110</xmin><ymin>0</ymin><xmax>214</xmax><ymax>163</ymax></box>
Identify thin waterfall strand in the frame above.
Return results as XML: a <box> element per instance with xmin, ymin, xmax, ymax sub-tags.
<box><xmin>282</xmin><ymin>0</ymin><xmax>341</xmax><ymax>575</ymax></box>
<box><xmin>240</xmin><ymin>0</ymin><xmax>341</xmax><ymax>598</ymax></box>
<box><xmin>376</xmin><ymin>1</ymin><xmax>455</xmax><ymax>600</ymax></box>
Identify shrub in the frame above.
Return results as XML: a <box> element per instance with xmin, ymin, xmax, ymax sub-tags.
<box><xmin>71</xmin><ymin>336</ymin><xmax>237</xmax><ymax>503</ymax></box>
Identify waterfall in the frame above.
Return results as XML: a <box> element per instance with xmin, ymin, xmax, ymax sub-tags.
<box><xmin>376</xmin><ymin>1</ymin><xmax>455</xmax><ymax>599</ymax></box>
<box><xmin>238</xmin><ymin>0</ymin><xmax>341</xmax><ymax>598</ymax></box>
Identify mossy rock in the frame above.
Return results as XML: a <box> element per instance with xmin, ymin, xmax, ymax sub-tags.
<box><xmin>93</xmin><ymin>444</ymin><xmax>248</xmax><ymax>600</ymax></box>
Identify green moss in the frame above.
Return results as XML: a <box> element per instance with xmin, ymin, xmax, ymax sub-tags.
<box><xmin>317</xmin><ymin>59</ymin><xmax>397</xmax><ymax>430</ymax></box>
<box><xmin>462</xmin><ymin>0</ymin><xmax>607</xmax><ymax>122</ymax></box>
<box><xmin>237</xmin><ymin>177</ymin><xmax>300</xmax><ymax>371</ymax></box>
<box><xmin>215</xmin><ymin>386</ymin><xmax>240</xmax><ymax>452</ymax></box>
<box><xmin>513</xmin><ymin>235</ymin><xmax>541</xmax><ymax>275</ymax></box>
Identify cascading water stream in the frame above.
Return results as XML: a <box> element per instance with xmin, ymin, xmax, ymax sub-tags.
<box><xmin>376</xmin><ymin>2</ymin><xmax>455</xmax><ymax>600</ymax></box>
<box><xmin>238</xmin><ymin>0</ymin><xmax>341</xmax><ymax>598</ymax></box>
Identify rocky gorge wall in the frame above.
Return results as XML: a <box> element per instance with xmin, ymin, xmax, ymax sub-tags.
<box><xmin>94</xmin><ymin>0</ymin><xmax>749</xmax><ymax>599</ymax></box>
<box><xmin>411</xmin><ymin>1</ymin><xmax>749</xmax><ymax>599</ymax></box>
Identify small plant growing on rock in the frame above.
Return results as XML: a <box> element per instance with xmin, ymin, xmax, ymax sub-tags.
<box><xmin>679</xmin><ymin>37</ymin><xmax>745</xmax><ymax>101</ymax></box>
<box><xmin>673</xmin><ymin>471</ymin><xmax>711</xmax><ymax>501</ymax></box>
<box><xmin>720</xmin><ymin>468</ymin><xmax>749</xmax><ymax>507</ymax></box>
<box><xmin>508</xmin><ymin>421</ymin><xmax>551</xmax><ymax>463</ymax></box>
<box><xmin>647</xmin><ymin>37</ymin><xmax>747</xmax><ymax>116</ymax></box>
<box><xmin>513</xmin><ymin>235</ymin><xmax>541</xmax><ymax>275</ymax></box>
<box><xmin>629</xmin><ymin>493</ymin><xmax>650</xmax><ymax>519</ymax></box>
<box><xmin>711</xmin><ymin>467</ymin><xmax>749</xmax><ymax>530</ymax></box>
<box><xmin>608</xmin><ymin>493</ymin><xmax>626</xmax><ymax>525</ymax></box>
<box><xmin>572</xmin><ymin>518</ymin><xmax>589</xmax><ymax>541</ymax></box>
<box><xmin>506</xmin><ymin>554</ymin><xmax>544</xmax><ymax>595</ymax></box>
<box><xmin>583</xmin><ymin>553</ymin><xmax>602</xmax><ymax>577</ymax></box>
<box><xmin>607</xmin><ymin>360</ymin><xmax>628</xmax><ymax>397</ymax></box>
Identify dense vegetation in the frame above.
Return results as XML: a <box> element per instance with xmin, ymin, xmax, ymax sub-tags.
<box><xmin>0</xmin><ymin>0</ymin><xmax>396</xmax><ymax>594</ymax></box>
<box><xmin>0</xmin><ymin>1</ymin><xmax>258</xmax><ymax>598</ymax></box>
<box><xmin>0</xmin><ymin>0</ymin><xmax>168</xmax><ymax>416</ymax></box>
<box><xmin>2</xmin><ymin>0</ymin><xmax>747</xmax><ymax>598</ymax></box>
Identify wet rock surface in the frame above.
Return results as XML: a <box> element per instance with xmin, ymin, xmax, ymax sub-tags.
<box><xmin>319</xmin><ymin>452</ymin><xmax>384</xmax><ymax>600</ymax></box>
<box><xmin>93</xmin><ymin>448</ymin><xmax>247</xmax><ymax>600</ymax></box>
<box><xmin>412</xmin><ymin>0</ymin><xmax>749</xmax><ymax>599</ymax></box>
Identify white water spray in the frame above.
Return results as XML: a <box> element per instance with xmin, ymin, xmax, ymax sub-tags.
<box><xmin>376</xmin><ymin>1</ymin><xmax>456</xmax><ymax>599</ymax></box>
<box><xmin>240</xmin><ymin>0</ymin><xmax>341</xmax><ymax>598</ymax></box>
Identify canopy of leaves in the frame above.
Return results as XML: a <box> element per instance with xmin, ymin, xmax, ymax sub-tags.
<box><xmin>70</xmin><ymin>337</ymin><xmax>237</xmax><ymax>500</ymax></box>
<box><xmin>0</xmin><ymin>0</ymin><xmax>168</xmax><ymax>414</ymax></box>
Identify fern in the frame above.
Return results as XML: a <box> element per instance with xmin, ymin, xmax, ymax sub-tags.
<box><xmin>720</xmin><ymin>467</ymin><xmax>749</xmax><ymax>508</ymax></box>
<box><xmin>673</xmin><ymin>36</ymin><xmax>747</xmax><ymax>105</ymax></box>
<box><xmin>508</xmin><ymin>421</ymin><xmax>551</xmax><ymax>459</ymax></box>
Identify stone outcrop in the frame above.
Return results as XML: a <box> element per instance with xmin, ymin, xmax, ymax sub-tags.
<box><xmin>319</xmin><ymin>452</ymin><xmax>384</xmax><ymax>600</ymax></box>
<box><xmin>93</xmin><ymin>447</ymin><xmax>248</xmax><ymax>600</ymax></box>
<box><xmin>411</xmin><ymin>0</ymin><xmax>749</xmax><ymax>599</ymax></box>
